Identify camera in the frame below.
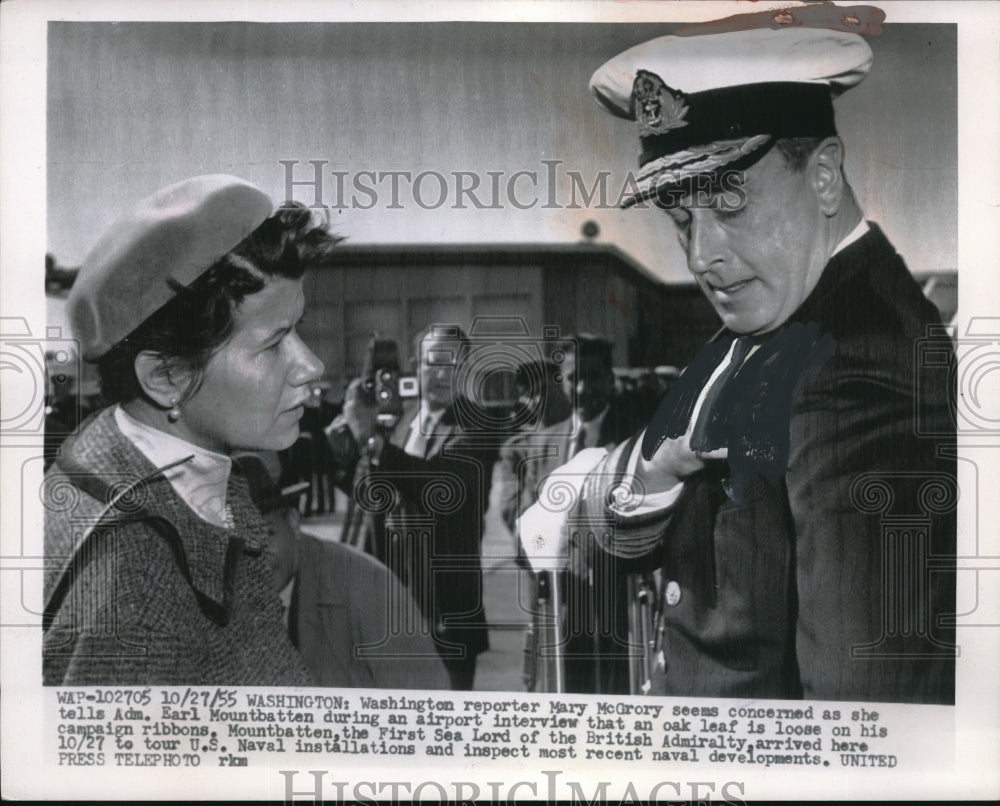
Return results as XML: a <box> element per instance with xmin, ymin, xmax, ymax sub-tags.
<box><xmin>360</xmin><ymin>335</ymin><xmax>416</xmax><ymax>431</ymax></box>
<box><xmin>915</xmin><ymin>319</ymin><xmax>998</xmax><ymax>435</ymax></box>
<box><xmin>430</xmin><ymin>317</ymin><xmax>575</xmax><ymax>438</ymax></box>
<box><xmin>1</xmin><ymin>317</ymin><xmax>80</xmax><ymax>440</ymax></box>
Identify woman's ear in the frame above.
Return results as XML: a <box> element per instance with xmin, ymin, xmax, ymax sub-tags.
<box><xmin>809</xmin><ymin>136</ymin><xmax>846</xmax><ymax>217</ymax></box>
<box><xmin>133</xmin><ymin>351</ymin><xmax>191</xmax><ymax>408</ymax></box>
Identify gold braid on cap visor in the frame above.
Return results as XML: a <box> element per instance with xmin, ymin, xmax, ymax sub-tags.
<box><xmin>624</xmin><ymin>134</ymin><xmax>772</xmax><ymax>208</ymax></box>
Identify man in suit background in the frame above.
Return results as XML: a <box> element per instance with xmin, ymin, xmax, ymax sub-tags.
<box><xmin>498</xmin><ymin>336</ymin><xmax>642</xmax><ymax>537</ymax></box>
<box><xmin>493</xmin><ymin>355</ymin><xmax>570</xmax><ymax>545</ymax></box>
<box><xmin>500</xmin><ymin>334</ymin><xmax>645</xmax><ymax>692</ymax></box>
<box><xmin>521</xmin><ymin>23</ymin><xmax>956</xmax><ymax>703</ymax></box>
<box><xmin>331</xmin><ymin>324</ymin><xmax>500</xmax><ymax>690</ymax></box>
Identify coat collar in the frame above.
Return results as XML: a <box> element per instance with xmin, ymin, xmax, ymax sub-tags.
<box><xmin>709</xmin><ymin>221</ymin><xmax>889</xmax><ymax>347</ymax></box>
<box><xmin>114</xmin><ymin>405</ymin><xmax>234</xmax><ymax>528</ymax></box>
<box><xmin>791</xmin><ymin>220</ymin><xmax>886</xmax><ymax>329</ymax></box>
<box><xmin>397</xmin><ymin>398</ymin><xmax>467</xmax><ymax>457</ymax></box>
<box><xmin>52</xmin><ymin>407</ymin><xmax>267</xmax><ymax>606</ymax></box>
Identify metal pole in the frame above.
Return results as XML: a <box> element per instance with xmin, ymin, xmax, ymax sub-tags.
<box><xmin>626</xmin><ymin>575</ymin><xmax>641</xmax><ymax>694</ymax></box>
<box><xmin>547</xmin><ymin>569</ymin><xmax>565</xmax><ymax>693</ymax></box>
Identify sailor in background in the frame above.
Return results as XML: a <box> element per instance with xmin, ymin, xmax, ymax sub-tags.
<box><xmin>520</xmin><ymin>23</ymin><xmax>956</xmax><ymax>702</ymax></box>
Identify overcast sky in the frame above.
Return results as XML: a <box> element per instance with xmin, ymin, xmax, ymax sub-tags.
<box><xmin>47</xmin><ymin>21</ymin><xmax>956</xmax><ymax>282</ymax></box>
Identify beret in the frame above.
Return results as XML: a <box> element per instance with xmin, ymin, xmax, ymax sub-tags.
<box><xmin>589</xmin><ymin>26</ymin><xmax>873</xmax><ymax>207</ymax></box>
<box><xmin>68</xmin><ymin>174</ymin><xmax>273</xmax><ymax>359</ymax></box>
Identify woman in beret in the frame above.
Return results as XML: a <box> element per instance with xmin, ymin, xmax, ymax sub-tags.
<box><xmin>43</xmin><ymin>175</ymin><xmax>336</xmax><ymax>686</ymax></box>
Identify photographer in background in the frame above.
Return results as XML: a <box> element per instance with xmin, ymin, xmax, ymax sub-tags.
<box><xmin>327</xmin><ymin>324</ymin><xmax>501</xmax><ymax>690</ymax></box>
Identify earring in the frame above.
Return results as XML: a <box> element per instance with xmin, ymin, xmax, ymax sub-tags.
<box><xmin>167</xmin><ymin>398</ymin><xmax>181</xmax><ymax>423</ymax></box>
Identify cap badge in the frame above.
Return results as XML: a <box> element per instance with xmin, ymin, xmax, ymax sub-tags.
<box><xmin>633</xmin><ymin>70</ymin><xmax>689</xmax><ymax>136</ymax></box>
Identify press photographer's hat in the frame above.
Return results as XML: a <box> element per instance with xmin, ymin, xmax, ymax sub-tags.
<box><xmin>589</xmin><ymin>25</ymin><xmax>874</xmax><ymax>207</ymax></box>
<box><xmin>67</xmin><ymin>174</ymin><xmax>273</xmax><ymax>360</ymax></box>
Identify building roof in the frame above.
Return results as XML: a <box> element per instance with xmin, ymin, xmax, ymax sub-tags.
<box><xmin>320</xmin><ymin>240</ymin><xmax>668</xmax><ymax>287</ymax></box>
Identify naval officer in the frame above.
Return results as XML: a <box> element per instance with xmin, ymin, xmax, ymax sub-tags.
<box><xmin>521</xmin><ymin>23</ymin><xmax>956</xmax><ymax>703</ymax></box>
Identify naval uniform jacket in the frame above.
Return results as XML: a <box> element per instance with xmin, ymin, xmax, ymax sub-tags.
<box><xmin>497</xmin><ymin>397</ymin><xmax>645</xmax><ymax>545</ymax></box>
<box><xmin>498</xmin><ymin>397</ymin><xmax>645</xmax><ymax>538</ymax></box>
<box><xmin>577</xmin><ymin>224</ymin><xmax>956</xmax><ymax>703</ymax></box>
<box><xmin>43</xmin><ymin>408</ymin><xmax>312</xmax><ymax>686</ymax></box>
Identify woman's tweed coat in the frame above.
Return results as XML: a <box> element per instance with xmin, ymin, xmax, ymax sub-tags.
<box><xmin>43</xmin><ymin>408</ymin><xmax>313</xmax><ymax>686</ymax></box>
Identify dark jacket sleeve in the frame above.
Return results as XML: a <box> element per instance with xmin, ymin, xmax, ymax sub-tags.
<box><xmin>786</xmin><ymin>332</ymin><xmax>956</xmax><ymax>703</ymax></box>
<box><xmin>374</xmin><ymin>440</ymin><xmax>498</xmax><ymax>514</ymax></box>
<box><xmin>323</xmin><ymin>420</ymin><xmax>362</xmax><ymax>493</ymax></box>
<box><xmin>326</xmin><ymin>422</ymin><xmax>498</xmax><ymax>523</ymax></box>
<box><xmin>291</xmin><ymin>534</ymin><xmax>449</xmax><ymax>689</ymax></box>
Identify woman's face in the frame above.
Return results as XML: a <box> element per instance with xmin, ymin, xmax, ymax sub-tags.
<box><xmin>176</xmin><ymin>277</ymin><xmax>324</xmax><ymax>454</ymax></box>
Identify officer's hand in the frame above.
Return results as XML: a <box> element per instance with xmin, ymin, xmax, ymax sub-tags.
<box><xmin>517</xmin><ymin>447</ymin><xmax>608</xmax><ymax>573</ymax></box>
<box><xmin>342</xmin><ymin>378</ymin><xmax>377</xmax><ymax>443</ymax></box>
<box><xmin>636</xmin><ymin>416</ymin><xmax>727</xmax><ymax>492</ymax></box>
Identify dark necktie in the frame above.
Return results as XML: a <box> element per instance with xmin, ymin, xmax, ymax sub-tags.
<box><xmin>689</xmin><ymin>336</ymin><xmax>750</xmax><ymax>452</ymax></box>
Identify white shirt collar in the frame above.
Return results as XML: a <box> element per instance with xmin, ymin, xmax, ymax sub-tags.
<box><xmin>403</xmin><ymin>400</ymin><xmax>448</xmax><ymax>457</ymax></box>
<box><xmin>114</xmin><ymin>405</ymin><xmax>234</xmax><ymax>528</ymax></box>
<box><xmin>416</xmin><ymin>400</ymin><xmax>447</xmax><ymax>431</ymax></box>
<box><xmin>830</xmin><ymin>219</ymin><xmax>870</xmax><ymax>259</ymax></box>
<box><xmin>572</xmin><ymin>405</ymin><xmax>610</xmax><ymax>449</ymax></box>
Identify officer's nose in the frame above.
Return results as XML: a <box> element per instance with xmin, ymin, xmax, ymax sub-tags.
<box><xmin>686</xmin><ymin>212</ymin><xmax>726</xmax><ymax>276</ymax></box>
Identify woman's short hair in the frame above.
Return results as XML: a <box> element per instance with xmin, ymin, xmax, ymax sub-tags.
<box><xmin>96</xmin><ymin>203</ymin><xmax>342</xmax><ymax>404</ymax></box>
